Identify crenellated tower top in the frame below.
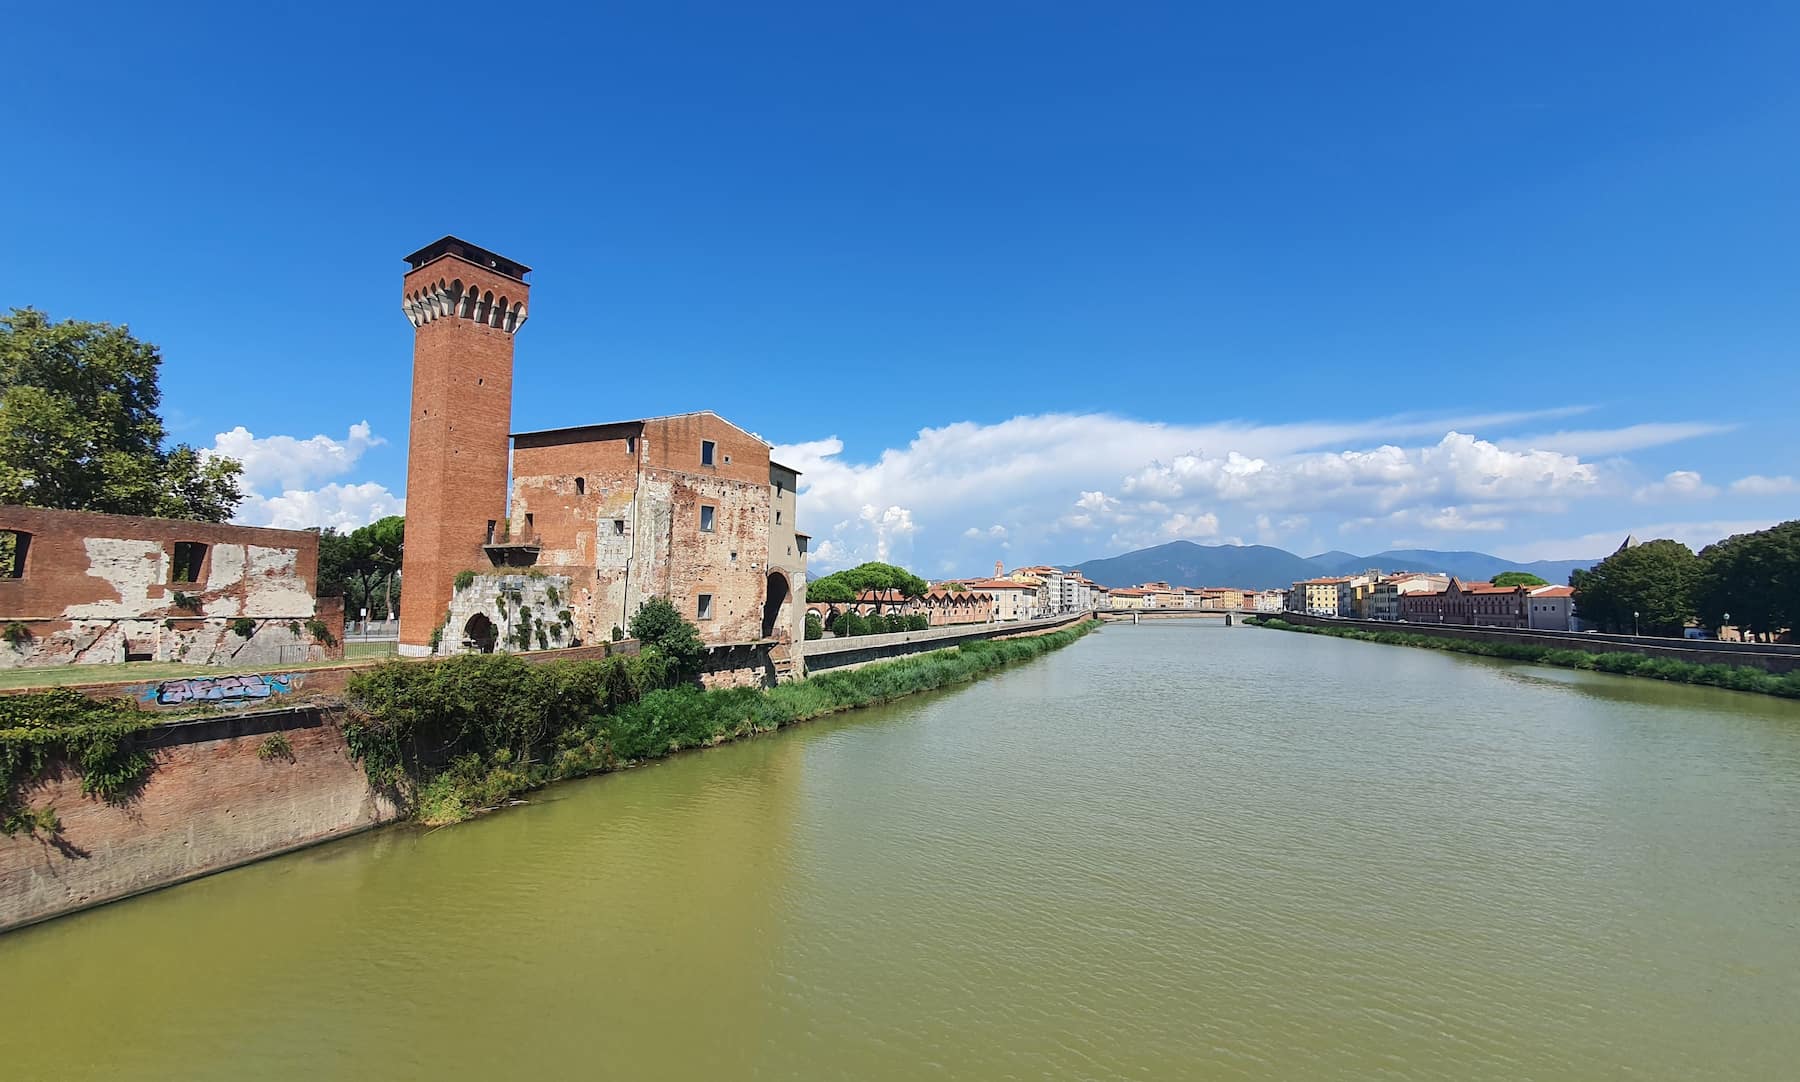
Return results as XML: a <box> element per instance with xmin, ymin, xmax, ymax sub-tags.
<box><xmin>401</xmin><ymin>235</ymin><xmax>531</xmax><ymax>333</ymax></box>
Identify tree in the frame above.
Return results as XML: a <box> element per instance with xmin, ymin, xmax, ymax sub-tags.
<box><xmin>629</xmin><ymin>598</ymin><xmax>707</xmax><ymax>683</ymax></box>
<box><xmin>316</xmin><ymin>516</ymin><xmax>406</xmax><ymax>621</ymax></box>
<box><xmin>1570</xmin><ymin>539</ymin><xmax>1698</xmax><ymax>636</ymax></box>
<box><xmin>0</xmin><ymin>307</ymin><xmax>242</xmax><ymax>520</ymax></box>
<box><xmin>1490</xmin><ymin>571</ymin><xmax>1548</xmax><ymax>588</ymax></box>
<box><xmin>1694</xmin><ymin>521</ymin><xmax>1800</xmax><ymax>637</ymax></box>
<box><xmin>807</xmin><ymin>562</ymin><xmax>930</xmax><ymax>604</ymax></box>
<box><xmin>804</xmin><ymin>612</ymin><xmax>824</xmax><ymax>641</ymax></box>
<box><xmin>837</xmin><ymin>612</ymin><xmax>867</xmax><ymax>637</ymax></box>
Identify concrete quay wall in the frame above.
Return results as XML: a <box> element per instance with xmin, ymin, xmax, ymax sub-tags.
<box><xmin>800</xmin><ymin>613</ymin><xmax>1092</xmax><ymax>672</ymax></box>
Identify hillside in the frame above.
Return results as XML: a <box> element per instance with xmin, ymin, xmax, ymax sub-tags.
<box><xmin>1070</xmin><ymin>540</ymin><xmax>1595</xmax><ymax>591</ymax></box>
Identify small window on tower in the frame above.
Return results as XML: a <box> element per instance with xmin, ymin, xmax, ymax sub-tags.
<box><xmin>613</xmin><ymin>519</ymin><xmax>626</xmax><ymax>536</ymax></box>
<box><xmin>524</xmin><ymin>513</ymin><xmax>534</xmax><ymax>536</ymax></box>
<box><xmin>697</xmin><ymin>594</ymin><xmax>714</xmax><ymax>620</ymax></box>
<box><xmin>700</xmin><ymin>506</ymin><xmax>716</xmax><ymax>533</ymax></box>
<box><xmin>730</xmin><ymin>551</ymin><xmax>738</xmax><ymax>564</ymax></box>
<box><xmin>775</xmin><ymin>510</ymin><xmax>782</xmax><ymax>524</ymax></box>
<box><xmin>701</xmin><ymin>440</ymin><xmax>716</xmax><ymax>466</ymax></box>
<box><xmin>487</xmin><ymin>520</ymin><xmax>497</xmax><ymax>544</ymax></box>
<box><xmin>626</xmin><ymin>436</ymin><xmax>636</xmax><ymax>455</ymax></box>
<box><xmin>575</xmin><ymin>477</ymin><xmax>585</xmax><ymax>496</ymax></box>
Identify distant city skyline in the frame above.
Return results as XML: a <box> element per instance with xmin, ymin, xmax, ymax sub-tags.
<box><xmin>5</xmin><ymin>3</ymin><xmax>1796</xmax><ymax>573</ymax></box>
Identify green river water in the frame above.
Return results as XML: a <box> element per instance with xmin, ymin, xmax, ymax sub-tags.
<box><xmin>3</xmin><ymin>622</ymin><xmax>1798</xmax><ymax>1080</ymax></box>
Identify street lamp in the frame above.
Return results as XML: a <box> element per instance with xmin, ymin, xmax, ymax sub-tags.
<box><xmin>1724</xmin><ymin>612</ymin><xmax>1731</xmax><ymax>640</ymax></box>
<box><xmin>1633</xmin><ymin>610</ymin><xmax>1640</xmax><ymax>637</ymax></box>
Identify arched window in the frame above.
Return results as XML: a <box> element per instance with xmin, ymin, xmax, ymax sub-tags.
<box><xmin>477</xmin><ymin>291</ymin><xmax>493</xmax><ymax>324</ymax></box>
<box><xmin>494</xmin><ymin>295</ymin><xmax>509</xmax><ymax>328</ymax></box>
<box><xmin>459</xmin><ymin>281</ymin><xmax>476</xmax><ymax>318</ymax></box>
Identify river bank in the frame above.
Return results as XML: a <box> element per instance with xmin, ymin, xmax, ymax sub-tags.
<box><xmin>349</xmin><ymin>618</ymin><xmax>1101</xmax><ymax>824</ymax></box>
<box><xmin>1248</xmin><ymin>616</ymin><xmax>1800</xmax><ymax>699</ymax></box>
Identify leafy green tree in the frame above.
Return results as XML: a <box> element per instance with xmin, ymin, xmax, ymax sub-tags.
<box><xmin>316</xmin><ymin>516</ymin><xmax>406</xmax><ymax>620</ymax></box>
<box><xmin>836</xmin><ymin>612</ymin><xmax>867</xmax><ymax>637</ymax></box>
<box><xmin>807</xmin><ymin>562</ymin><xmax>930</xmax><ymax>604</ymax></box>
<box><xmin>906</xmin><ymin>614</ymin><xmax>930</xmax><ymax>631</ymax></box>
<box><xmin>1694</xmin><ymin>521</ymin><xmax>1800</xmax><ymax>637</ymax></box>
<box><xmin>0</xmin><ymin>307</ymin><xmax>242</xmax><ymax>520</ymax></box>
<box><xmin>629</xmin><ymin>597</ymin><xmax>708</xmax><ymax>683</ymax></box>
<box><xmin>1570</xmin><ymin>539</ymin><xmax>1698</xmax><ymax>635</ymax></box>
<box><xmin>1490</xmin><ymin>571</ymin><xmax>1548</xmax><ymax>588</ymax></box>
<box><xmin>803</xmin><ymin>612</ymin><xmax>824</xmax><ymax>641</ymax></box>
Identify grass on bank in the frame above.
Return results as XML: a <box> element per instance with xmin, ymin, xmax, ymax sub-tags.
<box><xmin>343</xmin><ymin>620</ymin><xmax>1100</xmax><ymax>825</ymax></box>
<box><xmin>1249</xmin><ymin>616</ymin><xmax>1800</xmax><ymax>700</ymax></box>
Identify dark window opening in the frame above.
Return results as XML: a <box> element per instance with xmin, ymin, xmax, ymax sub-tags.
<box><xmin>775</xmin><ymin>510</ymin><xmax>782</xmax><ymax>524</ymax></box>
<box><xmin>0</xmin><ymin>531</ymin><xmax>29</xmax><ymax>579</ymax></box>
<box><xmin>171</xmin><ymin>541</ymin><xmax>207</xmax><ymax>584</ymax></box>
<box><xmin>701</xmin><ymin>440</ymin><xmax>716</xmax><ymax>466</ymax></box>
<box><xmin>698</xmin><ymin>593</ymin><xmax>714</xmax><ymax>620</ymax></box>
<box><xmin>575</xmin><ymin>477</ymin><xmax>586</xmax><ymax>496</ymax></box>
<box><xmin>524</xmin><ymin>513</ymin><xmax>534</xmax><ymax>535</ymax></box>
<box><xmin>613</xmin><ymin>519</ymin><xmax>626</xmax><ymax>536</ymax></box>
<box><xmin>700</xmin><ymin>506</ymin><xmax>715</xmax><ymax>533</ymax></box>
<box><xmin>486</xmin><ymin>520</ymin><xmax>497</xmax><ymax>544</ymax></box>
<box><xmin>626</xmin><ymin>436</ymin><xmax>636</xmax><ymax>455</ymax></box>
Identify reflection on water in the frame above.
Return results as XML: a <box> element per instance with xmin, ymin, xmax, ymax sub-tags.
<box><xmin>2</xmin><ymin>623</ymin><xmax>1798</xmax><ymax>1080</ymax></box>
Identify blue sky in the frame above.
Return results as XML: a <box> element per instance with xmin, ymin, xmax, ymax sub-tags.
<box><xmin>5</xmin><ymin>2</ymin><xmax>1797</xmax><ymax>574</ymax></box>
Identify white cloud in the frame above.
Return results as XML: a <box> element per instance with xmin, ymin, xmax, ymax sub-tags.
<box><xmin>209</xmin><ymin>421</ymin><xmax>402</xmax><ymax>531</ymax></box>
<box><xmin>1730</xmin><ymin>475</ymin><xmax>1800</xmax><ymax>496</ymax></box>
<box><xmin>1634</xmin><ymin>470</ymin><xmax>1717</xmax><ymax>503</ymax></box>
<box><xmin>238</xmin><ymin>482</ymin><xmax>405</xmax><ymax>531</ymax></box>
<box><xmin>774</xmin><ymin>410</ymin><xmax>1635</xmax><ymax>570</ymax></box>
<box><xmin>962</xmin><ymin>524</ymin><xmax>1008</xmax><ymax>540</ymax></box>
<box><xmin>1499</xmin><ymin>422</ymin><xmax>1735</xmax><ymax>456</ymax></box>
<box><xmin>210</xmin><ymin>422</ymin><xmax>384</xmax><ymax>493</ymax></box>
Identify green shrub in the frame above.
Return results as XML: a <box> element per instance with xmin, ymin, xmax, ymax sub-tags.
<box><xmin>340</xmin><ymin>620</ymin><xmax>1099</xmax><ymax>825</ymax></box>
<box><xmin>1</xmin><ymin>690</ymin><xmax>156</xmax><ymax>835</ymax></box>
<box><xmin>306</xmin><ymin>617</ymin><xmax>337</xmax><ymax>646</ymax></box>
<box><xmin>453</xmin><ymin>570</ymin><xmax>477</xmax><ymax>592</ymax></box>
<box><xmin>907</xmin><ymin>614</ymin><xmax>930</xmax><ymax>632</ymax></box>
<box><xmin>629</xmin><ymin>598</ymin><xmax>707</xmax><ymax>682</ymax></box>
<box><xmin>230</xmin><ymin>617</ymin><xmax>256</xmax><ymax>638</ymax></box>
<box><xmin>804</xmin><ymin>613</ymin><xmax>824</xmax><ymax>641</ymax></box>
<box><xmin>257</xmin><ymin>732</ymin><xmax>294</xmax><ymax>762</ymax></box>
<box><xmin>171</xmin><ymin>591</ymin><xmax>201</xmax><ymax>613</ymax></box>
<box><xmin>3</xmin><ymin>622</ymin><xmax>31</xmax><ymax>647</ymax></box>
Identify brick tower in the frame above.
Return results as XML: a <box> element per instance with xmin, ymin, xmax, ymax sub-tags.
<box><xmin>396</xmin><ymin>237</ymin><xmax>530</xmax><ymax>655</ymax></box>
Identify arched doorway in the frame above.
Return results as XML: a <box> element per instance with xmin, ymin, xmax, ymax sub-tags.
<box><xmin>463</xmin><ymin>613</ymin><xmax>498</xmax><ymax>653</ymax></box>
<box><xmin>762</xmin><ymin>571</ymin><xmax>791</xmax><ymax>639</ymax></box>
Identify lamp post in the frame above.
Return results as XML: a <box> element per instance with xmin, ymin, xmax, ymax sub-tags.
<box><xmin>1634</xmin><ymin>610</ymin><xmax>1640</xmax><ymax>637</ymax></box>
<box><xmin>1724</xmin><ymin>612</ymin><xmax>1731</xmax><ymax>641</ymax></box>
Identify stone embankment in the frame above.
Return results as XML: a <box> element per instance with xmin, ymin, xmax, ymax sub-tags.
<box><xmin>1</xmin><ymin>703</ymin><xmax>383</xmax><ymax>934</ymax></box>
<box><xmin>800</xmin><ymin>612</ymin><xmax>1092</xmax><ymax>672</ymax></box>
<box><xmin>1268</xmin><ymin>612</ymin><xmax>1800</xmax><ymax>674</ymax></box>
<box><xmin>3</xmin><ymin>618</ymin><xmax>1099</xmax><ymax>933</ymax></box>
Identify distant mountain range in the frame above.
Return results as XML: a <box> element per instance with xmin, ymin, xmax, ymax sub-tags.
<box><xmin>1068</xmin><ymin>541</ymin><xmax>1596</xmax><ymax>591</ymax></box>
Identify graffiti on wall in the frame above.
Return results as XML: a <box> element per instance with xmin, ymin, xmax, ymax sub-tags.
<box><xmin>143</xmin><ymin>673</ymin><xmax>299</xmax><ymax>706</ymax></box>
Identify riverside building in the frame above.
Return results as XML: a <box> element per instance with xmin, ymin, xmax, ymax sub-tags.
<box><xmin>395</xmin><ymin>236</ymin><xmax>805</xmax><ymax>655</ymax></box>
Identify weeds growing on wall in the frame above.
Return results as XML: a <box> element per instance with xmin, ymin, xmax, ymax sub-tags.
<box><xmin>343</xmin><ymin>620</ymin><xmax>1099</xmax><ymax>825</ymax></box>
<box><xmin>0</xmin><ymin>690</ymin><xmax>156</xmax><ymax>836</ymax></box>
<box><xmin>1249</xmin><ymin>617</ymin><xmax>1800</xmax><ymax>699</ymax></box>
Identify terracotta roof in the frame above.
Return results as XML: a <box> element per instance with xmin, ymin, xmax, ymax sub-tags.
<box><xmin>1530</xmin><ymin>585</ymin><xmax>1576</xmax><ymax>598</ymax></box>
<box><xmin>965</xmin><ymin>579</ymin><xmax>1035</xmax><ymax>590</ymax></box>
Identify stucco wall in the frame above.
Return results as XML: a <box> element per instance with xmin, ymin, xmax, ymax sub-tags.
<box><xmin>0</xmin><ymin>505</ymin><xmax>333</xmax><ymax>669</ymax></box>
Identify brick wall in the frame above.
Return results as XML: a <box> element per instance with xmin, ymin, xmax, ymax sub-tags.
<box><xmin>0</xmin><ymin>505</ymin><xmax>330</xmax><ymax>668</ymax></box>
<box><xmin>397</xmin><ymin>251</ymin><xmax>526</xmax><ymax>653</ymax></box>
<box><xmin>0</xmin><ymin>705</ymin><xmax>400</xmax><ymax>932</ymax></box>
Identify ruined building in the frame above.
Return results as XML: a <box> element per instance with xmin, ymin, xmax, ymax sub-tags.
<box><xmin>396</xmin><ymin>237</ymin><xmax>806</xmax><ymax>657</ymax></box>
<box><xmin>0</xmin><ymin>506</ymin><xmax>342</xmax><ymax>669</ymax></box>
